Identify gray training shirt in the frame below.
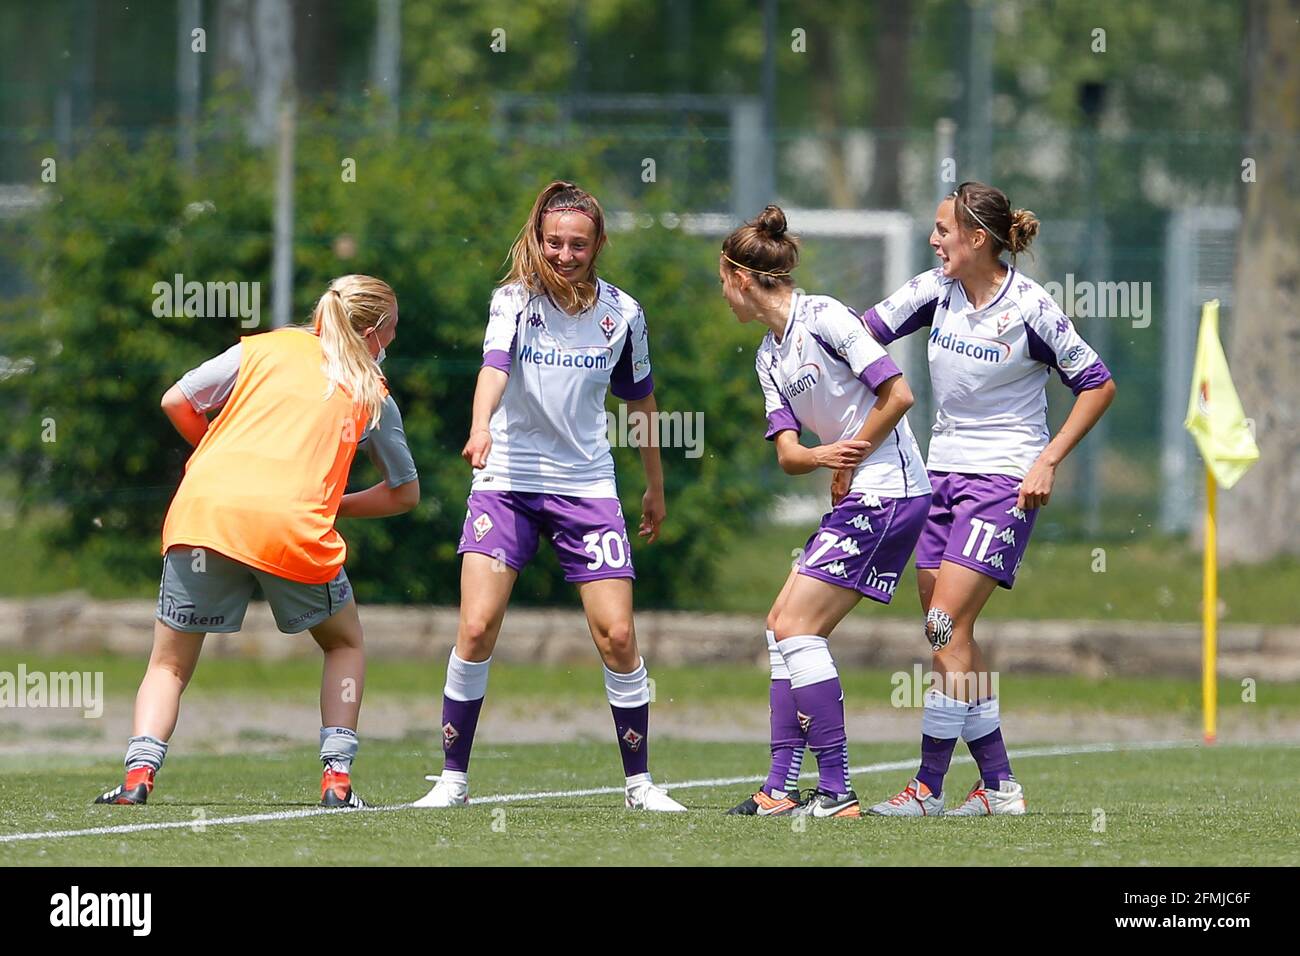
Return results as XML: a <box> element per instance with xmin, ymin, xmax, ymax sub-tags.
<box><xmin>176</xmin><ymin>338</ymin><xmax>419</xmax><ymax>488</ymax></box>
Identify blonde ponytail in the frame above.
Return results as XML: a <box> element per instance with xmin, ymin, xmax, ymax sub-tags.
<box><xmin>311</xmin><ymin>274</ymin><xmax>395</xmax><ymax>429</ymax></box>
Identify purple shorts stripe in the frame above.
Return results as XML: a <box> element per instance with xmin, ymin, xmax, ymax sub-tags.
<box><xmin>457</xmin><ymin>490</ymin><xmax>636</xmax><ymax>582</ymax></box>
<box><xmin>914</xmin><ymin>471</ymin><xmax>1037</xmax><ymax>589</ymax></box>
<box><xmin>795</xmin><ymin>492</ymin><xmax>929</xmax><ymax>603</ymax></box>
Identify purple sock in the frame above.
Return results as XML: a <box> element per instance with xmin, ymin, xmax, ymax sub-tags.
<box><xmin>917</xmin><ymin>735</ymin><xmax>958</xmax><ymax>796</ymax></box>
<box><xmin>610</xmin><ymin>704</ymin><xmax>649</xmax><ymax>777</ymax></box>
<box><xmin>967</xmin><ymin>728</ymin><xmax>1014</xmax><ymax>787</ymax></box>
<box><xmin>764</xmin><ymin>679</ymin><xmax>806</xmax><ymax>795</ymax></box>
<box><xmin>788</xmin><ymin>677</ymin><xmax>851</xmax><ymax>796</ymax></box>
<box><xmin>441</xmin><ymin>696</ymin><xmax>484</xmax><ymax>773</ymax></box>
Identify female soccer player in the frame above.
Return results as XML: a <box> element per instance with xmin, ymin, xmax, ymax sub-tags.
<box><xmin>414</xmin><ymin>181</ymin><xmax>684</xmax><ymax>812</ymax></box>
<box><xmin>94</xmin><ymin>274</ymin><xmax>419</xmax><ymax>809</ymax></box>
<box><xmin>863</xmin><ymin>182</ymin><xmax>1116</xmax><ymax>816</ymax></box>
<box><xmin>720</xmin><ymin>206</ymin><xmax>932</xmax><ymax>819</ymax></box>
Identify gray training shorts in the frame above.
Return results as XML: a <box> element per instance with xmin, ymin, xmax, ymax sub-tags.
<box><xmin>156</xmin><ymin>546</ymin><xmax>354</xmax><ymax>634</ymax></box>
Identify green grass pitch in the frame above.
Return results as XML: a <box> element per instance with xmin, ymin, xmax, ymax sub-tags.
<box><xmin>3</xmin><ymin>740</ymin><xmax>1298</xmax><ymax>866</ymax></box>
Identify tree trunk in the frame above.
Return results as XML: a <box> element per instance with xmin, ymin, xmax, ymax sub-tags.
<box><xmin>1218</xmin><ymin>0</ymin><xmax>1300</xmax><ymax>561</ymax></box>
<box><xmin>215</xmin><ymin>0</ymin><xmax>294</xmax><ymax>146</ymax></box>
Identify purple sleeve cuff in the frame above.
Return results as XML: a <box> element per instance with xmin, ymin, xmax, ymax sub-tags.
<box><xmin>859</xmin><ymin>354</ymin><xmax>902</xmax><ymax>392</ymax></box>
<box><xmin>611</xmin><ymin>371</ymin><xmax>654</xmax><ymax>401</ymax></box>
<box><xmin>482</xmin><ymin>349</ymin><xmax>512</xmax><ymax>374</ymax></box>
<box><xmin>764</xmin><ymin>408</ymin><xmax>801</xmax><ymax>441</ymax></box>
<box><xmin>862</xmin><ymin>307</ymin><xmax>898</xmax><ymax>345</ymax></box>
<box><xmin>1061</xmin><ymin>358</ymin><xmax>1112</xmax><ymax>395</ymax></box>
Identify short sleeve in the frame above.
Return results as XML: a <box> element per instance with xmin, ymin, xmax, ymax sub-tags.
<box><xmin>609</xmin><ymin>304</ymin><xmax>654</xmax><ymax>401</ymax></box>
<box><xmin>483</xmin><ymin>285</ymin><xmax>526</xmax><ymax>374</ymax></box>
<box><xmin>177</xmin><ymin>343</ymin><xmax>242</xmax><ymax>413</ymax></box>
<box><xmin>808</xmin><ymin>299</ymin><xmax>903</xmax><ymax>394</ymax></box>
<box><xmin>1022</xmin><ymin>296</ymin><xmax>1113</xmax><ymax>395</ymax></box>
<box><xmin>862</xmin><ymin>268</ymin><xmax>944</xmax><ymax>345</ymax></box>
<box><xmin>358</xmin><ymin>394</ymin><xmax>419</xmax><ymax>488</ymax></box>
<box><xmin>755</xmin><ymin>346</ymin><xmax>801</xmax><ymax>441</ymax></box>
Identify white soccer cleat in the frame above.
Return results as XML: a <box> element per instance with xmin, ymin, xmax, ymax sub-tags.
<box><xmin>945</xmin><ymin>778</ymin><xmax>1027</xmax><ymax>816</ymax></box>
<box><xmin>867</xmin><ymin>777</ymin><xmax>945</xmax><ymax>817</ymax></box>
<box><xmin>625</xmin><ymin>773</ymin><xmax>688</xmax><ymax>812</ymax></box>
<box><xmin>413</xmin><ymin>771</ymin><xmax>469</xmax><ymax>808</ymax></box>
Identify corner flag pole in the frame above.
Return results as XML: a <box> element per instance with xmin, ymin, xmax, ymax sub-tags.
<box><xmin>1203</xmin><ymin>466</ymin><xmax>1217</xmax><ymax>745</ymax></box>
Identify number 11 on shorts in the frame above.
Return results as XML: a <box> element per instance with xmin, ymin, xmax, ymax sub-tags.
<box><xmin>962</xmin><ymin>518</ymin><xmax>997</xmax><ymax>562</ymax></box>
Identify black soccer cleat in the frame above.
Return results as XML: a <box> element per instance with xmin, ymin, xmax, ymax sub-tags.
<box><xmin>725</xmin><ymin>788</ymin><xmax>804</xmax><ymax>816</ymax></box>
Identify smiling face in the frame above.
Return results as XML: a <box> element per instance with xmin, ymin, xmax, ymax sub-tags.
<box><xmin>541</xmin><ymin>210</ymin><xmax>599</xmax><ymax>284</ymax></box>
<box><xmin>930</xmin><ymin>197</ymin><xmax>996</xmax><ymax>281</ymax></box>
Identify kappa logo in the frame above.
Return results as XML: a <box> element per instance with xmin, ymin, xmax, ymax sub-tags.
<box><xmin>472</xmin><ymin>513</ymin><xmax>493</xmax><ymax>542</ymax></box>
<box><xmin>599</xmin><ymin>313</ymin><xmax>617</xmax><ymax>340</ymax></box>
<box><xmin>1005</xmin><ymin>505</ymin><xmax>1028</xmax><ymax>522</ymax></box>
<box><xmin>986</xmin><ymin>553</ymin><xmax>1005</xmax><ymax>571</ymax></box>
<box><xmin>796</xmin><ymin>710</ymin><xmax>813</xmax><ymax>734</ymax></box>
<box><xmin>442</xmin><ymin>721</ymin><xmax>459</xmax><ymax>750</ymax></box>
<box><xmin>847</xmin><ymin>514</ymin><xmax>874</xmax><ymax>533</ymax></box>
<box><xmin>860</xmin><ymin>492</ymin><xmax>883</xmax><ymax>508</ymax></box>
<box><xmin>835</xmin><ymin>536</ymin><xmax>861</xmax><ymax>557</ymax></box>
<box><xmin>621</xmin><ymin>727</ymin><xmax>644</xmax><ymax>752</ymax></box>
<box><xmin>823</xmin><ymin>560</ymin><xmax>849</xmax><ymax>578</ymax></box>
<box><xmin>527</xmin><ymin>314</ymin><xmax>545</xmax><ymax>329</ymax></box>
<box><xmin>996</xmin><ymin>527</ymin><xmax>1016</xmax><ymax>546</ymax></box>
<box><xmin>1016</xmin><ymin>280</ymin><xmax>1033</xmax><ymax>295</ymax></box>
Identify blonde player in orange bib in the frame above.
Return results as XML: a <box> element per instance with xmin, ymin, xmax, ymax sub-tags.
<box><xmin>94</xmin><ymin>275</ymin><xmax>419</xmax><ymax>810</ymax></box>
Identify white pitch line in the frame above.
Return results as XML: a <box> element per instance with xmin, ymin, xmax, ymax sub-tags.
<box><xmin>0</xmin><ymin>740</ymin><xmax>1201</xmax><ymax>845</ymax></box>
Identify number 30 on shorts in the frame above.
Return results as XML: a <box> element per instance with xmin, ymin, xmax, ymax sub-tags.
<box><xmin>582</xmin><ymin>530</ymin><xmax>630</xmax><ymax>570</ymax></box>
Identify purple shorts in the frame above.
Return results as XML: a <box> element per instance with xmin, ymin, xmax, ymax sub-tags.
<box><xmin>796</xmin><ymin>492</ymin><xmax>930</xmax><ymax>603</ymax></box>
<box><xmin>914</xmin><ymin>471</ymin><xmax>1038</xmax><ymax>589</ymax></box>
<box><xmin>457</xmin><ymin>490</ymin><xmax>636</xmax><ymax>583</ymax></box>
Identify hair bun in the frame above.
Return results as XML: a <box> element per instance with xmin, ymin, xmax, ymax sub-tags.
<box><xmin>756</xmin><ymin>204</ymin><xmax>788</xmax><ymax>239</ymax></box>
<box><xmin>1007</xmin><ymin>208</ymin><xmax>1040</xmax><ymax>255</ymax></box>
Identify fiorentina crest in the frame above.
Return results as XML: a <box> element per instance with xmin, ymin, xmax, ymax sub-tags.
<box><xmin>442</xmin><ymin>721</ymin><xmax>459</xmax><ymax>749</ymax></box>
<box><xmin>620</xmin><ymin>727</ymin><xmax>644</xmax><ymax>752</ymax></box>
<box><xmin>472</xmin><ymin>513</ymin><xmax>493</xmax><ymax>542</ymax></box>
<box><xmin>796</xmin><ymin>711</ymin><xmax>813</xmax><ymax>734</ymax></box>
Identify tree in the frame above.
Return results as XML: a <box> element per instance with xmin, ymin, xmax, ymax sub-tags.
<box><xmin>1218</xmin><ymin>0</ymin><xmax>1300</xmax><ymax>561</ymax></box>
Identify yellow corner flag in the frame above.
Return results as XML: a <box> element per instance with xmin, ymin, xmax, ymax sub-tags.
<box><xmin>1183</xmin><ymin>300</ymin><xmax>1259</xmax><ymax>746</ymax></box>
<box><xmin>1183</xmin><ymin>300</ymin><xmax>1260</xmax><ymax>488</ymax></box>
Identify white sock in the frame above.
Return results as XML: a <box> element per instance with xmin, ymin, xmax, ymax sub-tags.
<box><xmin>776</xmin><ymin>635</ymin><xmax>838</xmax><ymax>688</ymax></box>
<box><xmin>766</xmin><ymin>628</ymin><xmax>791</xmax><ymax>680</ymax></box>
<box><xmin>962</xmin><ymin>696</ymin><xmax>1001</xmax><ymax>742</ymax></box>
<box><xmin>921</xmin><ymin>688</ymin><xmax>970</xmax><ymax>740</ymax></box>
<box><xmin>604</xmin><ymin>658</ymin><xmax>650</xmax><ymax>707</ymax></box>
<box><xmin>445</xmin><ymin>649</ymin><xmax>491</xmax><ymax>701</ymax></box>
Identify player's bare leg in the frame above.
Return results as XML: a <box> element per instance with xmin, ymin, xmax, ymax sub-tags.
<box><xmin>578</xmin><ymin>577</ymin><xmax>685</xmax><ymax>811</ymax></box>
<box><xmin>96</xmin><ymin>622</ymin><xmax>204</xmax><ymax>805</ymax></box>
<box><xmin>310</xmin><ymin>602</ymin><xmax>368</xmax><ymax>808</ymax></box>
<box><xmin>728</xmin><ymin>567</ymin><xmax>808</xmax><ymax>815</ymax></box>
<box><xmin>771</xmin><ymin>574</ymin><xmax>863</xmax><ymax>818</ymax></box>
<box><xmin>416</xmin><ymin>553</ymin><xmax>517</xmax><ymax>808</ymax></box>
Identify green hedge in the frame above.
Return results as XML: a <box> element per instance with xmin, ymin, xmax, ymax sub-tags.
<box><xmin>0</xmin><ymin>106</ymin><xmax>772</xmax><ymax>607</ymax></box>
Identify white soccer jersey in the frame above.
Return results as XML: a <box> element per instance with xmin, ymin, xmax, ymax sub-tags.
<box><xmin>756</xmin><ymin>292</ymin><xmax>930</xmax><ymax>500</ymax></box>
<box><xmin>864</xmin><ymin>265</ymin><xmax>1112</xmax><ymax>478</ymax></box>
<box><xmin>475</xmin><ymin>278</ymin><xmax>653</xmax><ymax>497</ymax></box>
